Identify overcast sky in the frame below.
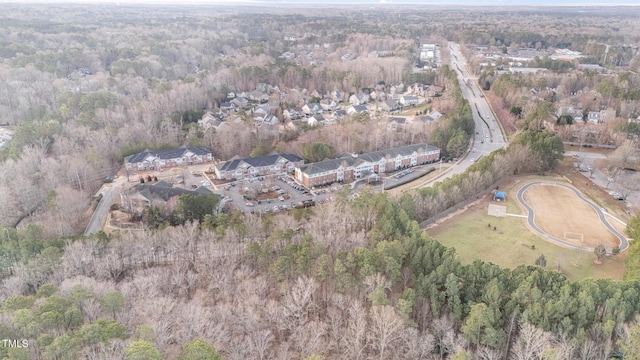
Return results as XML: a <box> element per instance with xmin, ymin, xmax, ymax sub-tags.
<box><xmin>1</xmin><ymin>0</ymin><xmax>639</xmax><ymax>4</ymax></box>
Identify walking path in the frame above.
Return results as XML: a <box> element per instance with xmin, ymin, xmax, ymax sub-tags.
<box><xmin>515</xmin><ymin>181</ymin><xmax>629</xmax><ymax>252</ymax></box>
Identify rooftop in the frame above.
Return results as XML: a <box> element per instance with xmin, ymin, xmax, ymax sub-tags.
<box><xmin>127</xmin><ymin>147</ymin><xmax>211</xmax><ymax>163</ymax></box>
<box><xmin>298</xmin><ymin>143</ymin><xmax>439</xmax><ymax>176</ymax></box>
<box><xmin>217</xmin><ymin>153</ymin><xmax>304</xmax><ymax>172</ymax></box>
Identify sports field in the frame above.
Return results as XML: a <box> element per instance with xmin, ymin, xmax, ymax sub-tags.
<box><xmin>427</xmin><ymin>177</ymin><xmax>627</xmax><ymax>281</ymax></box>
<box><xmin>521</xmin><ymin>183</ymin><xmax>620</xmax><ymax>249</ymax></box>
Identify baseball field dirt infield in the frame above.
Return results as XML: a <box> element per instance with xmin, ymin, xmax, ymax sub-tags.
<box><xmin>521</xmin><ymin>183</ymin><xmax>619</xmax><ymax>248</ymax></box>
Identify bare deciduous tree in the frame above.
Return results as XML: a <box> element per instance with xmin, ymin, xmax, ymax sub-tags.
<box><xmin>398</xmin><ymin>327</ymin><xmax>435</xmax><ymax>360</ymax></box>
<box><xmin>282</xmin><ymin>276</ymin><xmax>318</xmax><ymax>330</ymax></box>
<box><xmin>510</xmin><ymin>322</ymin><xmax>551</xmax><ymax>360</ymax></box>
<box><xmin>250</xmin><ymin>329</ymin><xmax>274</xmax><ymax>360</ymax></box>
<box><xmin>369</xmin><ymin>305</ymin><xmax>403</xmax><ymax>360</ymax></box>
<box><xmin>292</xmin><ymin>320</ymin><xmax>327</xmax><ymax>358</ymax></box>
<box><xmin>609</xmin><ymin>140</ymin><xmax>639</xmax><ymax>170</ymax></box>
<box><xmin>344</xmin><ymin>300</ymin><xmax>369</xmax><ymax>360</ymax></box>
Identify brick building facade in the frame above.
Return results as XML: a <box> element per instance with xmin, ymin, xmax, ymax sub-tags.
<box><xmin>295</xmin><ymin>143</ymin><xmax>440</xmax><ymax>188</ymax></box>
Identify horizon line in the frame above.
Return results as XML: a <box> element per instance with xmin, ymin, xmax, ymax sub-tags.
<box><xmin>1</xmin><ymin>0</ymin><xmax>639</xmax><ymax>6</ymax></box>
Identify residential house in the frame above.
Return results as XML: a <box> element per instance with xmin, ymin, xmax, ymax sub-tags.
<box><xmin>320</xmin><ymin>118</ymin><xmax>335</xmax><ymax>126</ymax></box>
<box><xmin>253</xmin><ymin>104</ymin><xmax>270</xmax><ymax>118</ymax></box>
<box><xmin>414</xmin><ymin>115</ymin><xmax>433</xmax><ymax>123</ymax></box>
<box><xmin>248</xmin><ymin>90</ymin><xmax>269</xmax><ymax>103</ymax></box>
<box><xmin>284</xmin><ymin>107</ymin><xmax>305</xmax><ymax>120</ymax></box>
<box><xmin>280</xmin><ymin>51</ymin><xmax>296</xmax><ymax>60</ymax></box>
<box><xmin>347</xmin><ymin>105</ymin><xmax>368</xmax><ymax>115</ymax></box>
<box><xmin>557</xmin><ymin>106</ymin><xmax>583</xmax><ymax>123</ymax></box>
<box><xmin>587</xmin><ymin>109</ymin><xmax>615</xmax><ymax>124</ymax></box>
<box><xmin>378</xmin><ymin>100</ymin><xmax>402</xmax><ymax>112</ymax></box>
<box><xmin>308</xmin><ymin>114</ymin><xmax>326</xmax><ymax>127</ymax></box>
<box><xmin>0</xmin><ymin>127</ymin><xmax>14</xmax><ymax>149</ymax></box>
<box><xmin>331</xmin><ymin>90</ymin><xmax>345</xmax><ymax>102</ymax></box>
<box><xmin>426</xmin><ymin>110</ymin><xmax>443</xmax><ymax>121</ymax></box>
<box><xmin>231</xmin><ymin>97</ymin><xmax>249</xmax><ymax>110</ymax></box>
<box><xmin>387</xmin><ymin>117</ymin><xmax>407</xmax><ymax>132</ymax></box>
<box><xmin>120</xmin><ymin>181</ymin><xmax>222</xmax><ymax>216</ymax></box>
<box><xmin>349</xmin><ymin>93</ymin><xmax>370</xmax><ymax>106</ymax></box>
<box><xmin>255</xmin><ymin>114</ymin><xmax>279</xmax><ymax>126</ymax></box>
<box><xmin>320</xmin><ymin>99</ymin><xmax>338</xmax><ymax>112</ymax></box>
<box><xmin>197</xmin><ymin>112</ymin><xmax>227</xmax><ymax>130</ymax></box>
<box><xmin>389</xmin><ymin>83</ymin><xmax>405</xmax><ymax>97</ymax></box>
<box><xmin>214</xmin><ymin>153</ymin><xmax>304</xmax><ymax>180</ymax></box>
<box><xmin>369</xmin><ymin>90</ymin><xmax>387</xmax><ymax>101</ymax></box>
<box><xmin>407</xmin><ymin>83</ymin><xmax>428</xmax><ymax>96</ymax></box>
<box><xmin>125</xmin><ymin>147</ymin><xmax>213</xmax><ymax>172</ymax></box>
<box><xmin>400</xmin><ymin>95</ymin><xmax>419</xmax><ymax>106</ymax></box>
<box><xmin>302</xmin><ymin>103</ymin><xmax>323</xmax><ymax>115</ymax></box>
<box><xmin>220</xmin><ymin>102</ymin><xmax>238</xmax><ymax>112</ymax></box>
<box><xmin>295</xmin><ymin>143</ymin><xmax>440</xmax><ymax>188</ymax></box>
<box><xmin>332</xmin><ymin>109</ymin><xmax>347</xmax><ymax>120</ymax></box>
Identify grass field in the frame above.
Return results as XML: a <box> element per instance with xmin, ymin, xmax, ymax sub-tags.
<box><xmin>522</xmin><ymin>183</ymin><xmax>619</xmax><ymax>248</ymax></box>
<box><xmin>427</xmin><ymin>195</ymin><xmax>625</xmax><ymax>281</ymax></box>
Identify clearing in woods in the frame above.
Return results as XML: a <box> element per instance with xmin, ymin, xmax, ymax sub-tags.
<box><xmin>427</xmin><ymin>176</ymin><xmax>626</xmax><ymax>281</ymax></box>
<box><xmin>521</xmin><ymin>183</ymin><xmax>620</xmax><ymax>249</ymax></box>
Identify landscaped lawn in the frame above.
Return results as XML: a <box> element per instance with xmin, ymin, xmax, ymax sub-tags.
<box><xmin>426</xmin><ymin>197</ymin><xmax>625</xmax><ymax>281</ymax></box>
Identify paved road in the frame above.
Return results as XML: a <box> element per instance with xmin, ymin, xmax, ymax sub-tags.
<box><xmin>516</xmin><ymin>181</ymin><xmax>629</xmax><ymax>252</ymax></box>
<box><xmin>405</xmin><ymin>43</ymin><xmax>507</xmax><ymax>190</ymax></box>
<box><xmin>565</xmin><ymin>151</ymin><xmax>639</xmax><ymax>210</ymax></box>
<box><xmin>449</xmin><ymin>42</ymin><xmax>507</xmax><ymax>149</ymax></box>
<box><xmin>85</xmin><ymin>185</ymin><xmax>120</xmax><ymax>235</ymax></box>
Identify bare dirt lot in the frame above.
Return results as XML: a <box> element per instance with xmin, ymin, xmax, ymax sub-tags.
<box><xmin>521</xmin><ymin>184</ymin><xmax>619</xmax><ymax>248</ymax></box>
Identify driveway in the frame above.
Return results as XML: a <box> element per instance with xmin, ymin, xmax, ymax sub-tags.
<box><xmin>85</xmin><ymin>184</ymin><xmax>120</xmax><ymax>235</ymax></box>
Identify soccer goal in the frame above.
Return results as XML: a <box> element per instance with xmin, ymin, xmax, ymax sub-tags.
<box><xmin>564</xmin><ymin>231</ymin><xmax>584</xmax><ymax>243</ymax></box>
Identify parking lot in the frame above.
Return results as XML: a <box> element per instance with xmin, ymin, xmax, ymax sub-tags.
<box><xmin>219</xmin><ymin>175</ymin><xmax>315</xmax><ymax>215</ymax></box>
<box><xmin>393</xmin><ymin>168</ymin><xmax>415</xmax><ymax>180</ymax></box>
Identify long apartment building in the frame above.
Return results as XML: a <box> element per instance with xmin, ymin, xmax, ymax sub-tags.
<box><xmin>294</xmin><ymin>143</ymin><xmax>440</xmax><ymax>188</ymax></box>
<box><xmin>125</xmin><ymin>147</ymin><xmax>213</xmax><ymax>172</ymax></box>
<box><xmin>215</xmin><ymin>153</ymin><xmax>304</xmax><ymax>180</ymax></box>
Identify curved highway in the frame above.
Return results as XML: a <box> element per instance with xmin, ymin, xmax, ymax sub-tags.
<box><xmin>408</xmin><ymin>43</ymin><xmax>508</xmax><ymax>190</ymax></box>
<box><xmin>516</xmin><ymin>182</ymin><xmax>629</xmax><ymax>252</ymax></box>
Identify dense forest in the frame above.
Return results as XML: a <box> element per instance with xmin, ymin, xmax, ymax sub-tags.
<box><xmin>1</xmin><ymin>3</ymin><xmax>640</xmax><ymax>359</ymax></box>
